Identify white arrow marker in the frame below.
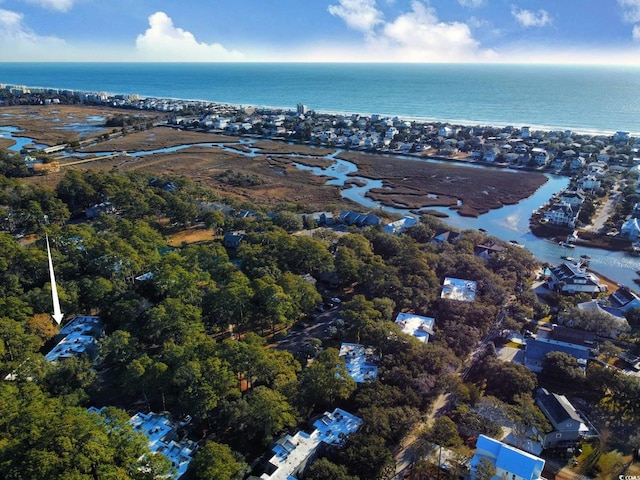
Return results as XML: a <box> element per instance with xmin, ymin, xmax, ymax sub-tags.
<box><xmin>46</xmin><ymin>235</ymin><xmax>64</xmax><ymax>325</ymax></box>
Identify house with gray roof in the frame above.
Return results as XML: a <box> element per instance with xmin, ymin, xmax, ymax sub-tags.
<box><xmin>535</xmin><ymin>388</ymin><xmax>591</xmax><ymax>448</ymax></box>
<box><xmin>431</xmin><ymin>229</ymin><xmax>461</xmax><ymax>244</ymax></box>
<box><xmin>470</xmin><ymin>435</ymin><xmax>545</xmax><ymax>480</ymax></box>
<box><xmin>608</xmin><ymin>286</ymin><xmax>640</xmax><ymax>312</ymax></box>
<box><xmin>523</xmin><ymin>337</ymin><xmax>590</xmax><ymax>373</ymax></box>
<box><xmin>560</xmin><ymin>190</ymin><xmax>585</xmax><ymax>208</ymax></box>
<box><xmin>543</xmin><ymin>202</ymin><xmax>579</xmax><ymax>228</ymax></box>
<box><xmin>546</xmin><ymin>262</ymin><xmax>606</xmax><ymax>295</ymax></box>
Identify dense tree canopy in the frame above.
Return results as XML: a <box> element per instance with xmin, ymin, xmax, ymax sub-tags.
<box><xmin>0</xmin><ymin>164</ymin><xmax>584</xmax><ymax>478</ymax></box>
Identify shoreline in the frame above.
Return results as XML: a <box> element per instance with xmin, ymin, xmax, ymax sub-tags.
<box><xmin>2</xmin><ymin>80</ymin><xmax>639</xmax><ymax>137</ymax></box>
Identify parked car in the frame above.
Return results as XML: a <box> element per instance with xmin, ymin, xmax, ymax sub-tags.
<box><xmin>330</xmin><ymin>297</ymin><xmax>342</xmax><ymax>304</ymax></box>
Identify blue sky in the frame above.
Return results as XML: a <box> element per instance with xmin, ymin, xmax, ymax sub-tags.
<box><xmin>0</xmin><ymin>0</ymin><xmax>639</xmax><ymax>63</ymax></box>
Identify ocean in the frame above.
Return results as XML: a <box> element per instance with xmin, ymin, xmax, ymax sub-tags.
<box><xmin>1</xmin><ymin>62</ymin><xmax>640</xmax><ymax>135</ymax></box>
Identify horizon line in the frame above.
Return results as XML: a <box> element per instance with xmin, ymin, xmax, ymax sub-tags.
<box><xmin>1</xmin><ymin>60</ymin><xmax>640</xmax><ymax>68</ymax></box>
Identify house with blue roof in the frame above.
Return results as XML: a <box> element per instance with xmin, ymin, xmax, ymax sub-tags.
<box><xmin>470</xmin><ymin>435</ymin><xmax>545</xmax><ymax>480</ymax></box>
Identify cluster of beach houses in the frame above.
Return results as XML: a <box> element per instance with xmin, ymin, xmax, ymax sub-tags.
<box><xmin>4</xmin><ymin>84</ymin><xmax>640</xmax><ymax>174</ymax></box>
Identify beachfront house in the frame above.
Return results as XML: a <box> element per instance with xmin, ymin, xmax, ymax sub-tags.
<box><xmin>470</xmin><ymin>435</ymin><xmax>545</xmax><ymax>480</ymax></box>
<box><xmin>613</xmin><ymin>131</ymin><xmax>630</xmax><ymax>144</ymax></box>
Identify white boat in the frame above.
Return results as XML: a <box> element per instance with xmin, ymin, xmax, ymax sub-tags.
<box><xmin>559</xmin><ymin>241</ymin><xmax>576</xmax><ymax>248</ymax></box>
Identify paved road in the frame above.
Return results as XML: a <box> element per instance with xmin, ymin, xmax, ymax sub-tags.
<box><xmin>583</xmin><ymin>186</ymin><xmax>620</xmax><ymax>233</ymax></box>
<box><xmin>271</xmin><ymin>307</ymin><xmax>341</xmax><ymax>355</ymax></box>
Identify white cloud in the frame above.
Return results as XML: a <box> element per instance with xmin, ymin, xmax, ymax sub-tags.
<box><xmin>379</xmin><ymin>1</ymin><xmax>485</xmax><ymax>60</ymax></box>
<box><xmin>327</xmin><ymin>1</ymin><xmax>492</xmax><ymax>62</ymax></box>
<box><xmin>0</xmin><ymin>8</ymin><xmax>23</xmax><ymax>28</ymax></box>
<box><xmin>328</xmin><ymin>0</ymin><xmax>384</xmax><ymax>33</ymax></box>
<box><xmin>135</xmin><ymin>12</ymin><xmax>244</xmax><ymax>62</ymax></box>
<box><xmin>458</xmin><ymin>0</ymin><xmax>486</xmax><ymax>8</ymax></box>
<box><xmin>619</xmin><ymin>0</ymin><xmax>640</xmax><ymax>23</ymax></box>
<box><xmin>511</xmin><ymin>5</ymin><xmax>552</xmax><ymax>28</ymax></box>
<box><xmin>0</xmin><ymin>7</ymin><xmax>70</xmax><ymax>60</ymax></box>
<box><xmin>634</xmin><ymin>24</ymin><xmax>640</xmax><ymax>41</ymax></box>
<box><xmin>23</xmin><ymin>0</ymin><xmax>77</xmax><ymax>12</ymax></box>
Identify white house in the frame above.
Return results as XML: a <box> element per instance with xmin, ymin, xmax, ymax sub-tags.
<box><xmin>258</xmin><ymin>409</ymin><xmax>362</xmax><ymax>480</ymax></box>
<box><xmin>532</xmin><ymin>148</ymin><xmax>550</xmax><ymax>167</ymax></box>
<box><xmin>338</xmin><ymin>343</ymin><xmax>379</xmax><ymax>383</ymax></box>
<box><xmin>383</xmin><ymin>216</ymin><xmax>417</xmax><ymax>235</ymax></box>
<box><xmin>544</xmin><ymin>202</ymin><xmax>579</xmax><ymax>228</ymax></box>
<box><xmin>621</xmin><ymin>218</ymin><xmax>640</xmax><ymax>240</ymax></box>
<box><xmin>438</xmin><ymin>125</ymin><xmax>454</xmax><ymax>137</ymax></box>
<box><xmin>89</xmin><ymin>408</ymin><xmax>196</xmax><ymax>480</ymax></box>
<box><xmin>385</xmin><ymin>127</ymin><xmax>399</xmax><ymax>139</ymax></box>
<box><xmin>547</xmin><ymin>262</ymin><xmax>607</xmax><ymax>295</ymax></box>
<box><xmin>578</xmin><ymin>175</ymin><xmax>601</xmax><ymax>191</ymax></box>
<box><xmin>394</xmin><ymin>312</ymin><xmax>435</xmax><ymax>343</ymax></box>
<box><xmin>608</xmin><ymin>286</ymin><xmax>640</xmax><ymax>312</ymax></box>
<box><xmin>45</xmin><ymin>316</ymin><xmax>104</xmax><ymax>362</ymax></box>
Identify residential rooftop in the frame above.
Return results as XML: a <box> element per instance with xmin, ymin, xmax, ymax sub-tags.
<box><xmin>89</xmin><ymin>408</ymin><xmax>195</xmax><ymax>480</ymax></box>
<box><xmin>441</xmin><ymin>277</ymin><xmax>477</xmax><ymax>302</ymax></box>
<box><xmin>45</xmin><ymin>315</ymin><xmax>103</xmax><ymax>362</ymax></box>
<box><xmin>394</xmin><ymin>312</ymin><xmax>435</xmax><ymax>343</ymax></box>
<box><xmin>258</xmin><ymin>408</ymin><xmax>362</xmax><ymax>480</ymax></box>
<box><xmin>338</xmin><ymin>343</ymin><xmax>379</xmax><ymax>383</ymax></box>
<box><xmin>471</xmin><ymin>434</ymin><xmax>545</xmax><ymax>480</ymax></box>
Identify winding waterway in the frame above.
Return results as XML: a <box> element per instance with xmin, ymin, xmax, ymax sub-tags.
<box><xmin>2</xmin><ymin>125</ymin><xmax>639</xmax><ymax>290</ymax></box>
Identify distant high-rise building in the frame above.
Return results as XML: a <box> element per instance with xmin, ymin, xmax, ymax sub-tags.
<box><xmin>297</xmin><ymin>103</ymin><xmax>308</xmax><ymax>115</ymax></box>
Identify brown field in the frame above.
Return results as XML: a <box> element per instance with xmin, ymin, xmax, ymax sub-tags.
<box><xmin>336</xmin><ymin>151</ymin><xmax>548</xmax><ymax>217</ymax></box>
<box><xmin>166</xmin><ymin>227</ymin><xmax>217</xmax><ymax>247</ymax></box>
<box><xmin>0</xmin><ymin>105</ymin><xmax>164</xmax><ymax>146</ymax></box>
<box><xmin>8</xmin><ymin>106</ymin><xmax>549</xmax><ymax>215</ymax></box>
<box><xmin>252</xmin><ymin>140</ymin><xmax>335</xmax><ymax>156</ymax></box>
<box><xmin>0</xmin><ymin>138</ymin><xmax>14</xmax><ymax>150</ymax></box>
<box><xmin>80</xmin><ymin>127</ymin><xmax>239</xmax><ymax>153</ymax></box>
